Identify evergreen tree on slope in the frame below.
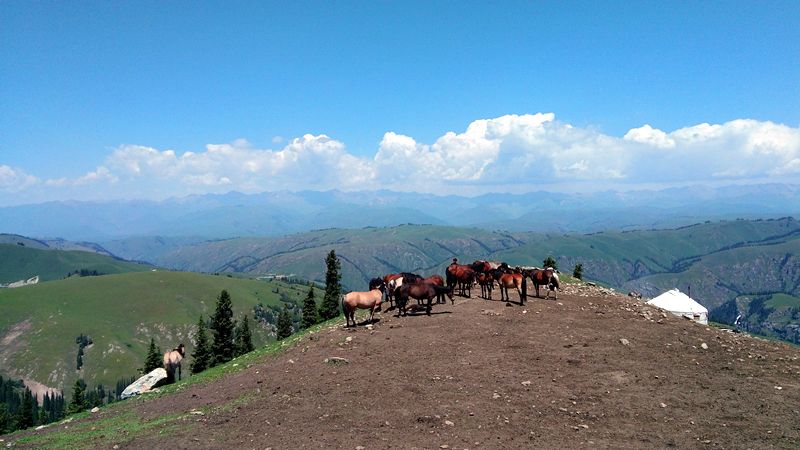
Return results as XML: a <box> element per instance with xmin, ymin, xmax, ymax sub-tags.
<box><xmin>319</xmin><ymin>250</ymin><xmax>342</xmax><ymax>321</ymax></box>
<box><xmin>210</xmin><ymin>289</ymin><xmax>235</xmax><ymax>366</ymax></box>
<box><xmin>191</xmin><ymin>315</ymin><xmax>212</xmax><ymax>374</ymax></box>
<box><xmin>300</xmin><ymin>285</ymin><xmax>319</xmax><ymax>329</ymax></box>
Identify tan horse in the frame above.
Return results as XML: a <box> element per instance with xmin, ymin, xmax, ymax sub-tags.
<box><xmin>342</xmin><ymin>283</ymin><xmax>386</xmax><ymax>327</ymax></box>
<box><xmin>163</xmin><ymin>343</ymin><xmax>186</xmax><ymax>383</ymax></box>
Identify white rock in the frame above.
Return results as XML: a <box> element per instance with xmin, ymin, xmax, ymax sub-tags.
<box><xmin>521</xmin><ymin>380</ymin><xmax>532</xmax><ymax>386</ymax></box>
<box><xmin>700</xmin><ymin>343</ymin><xmax>708</xmax><ymax>350</ymax></box>
<box><xmin>620</xmin><ymin>338</ymin><xmax>630</xmax><ymax>346</ymax></box>
<box><xmin>90</xmin><ymin>406</ymin><xmax>100</xmax><ymax>413</ymax></box>
<box><xmin>444</xmin><ymin>420</ymin><xmax>454</xmax><ymax>426</ymax></box>
<box><xmin>120</xmin><ymin>368</ymin><xmax>167</xmax><ymax>399</ymax></box>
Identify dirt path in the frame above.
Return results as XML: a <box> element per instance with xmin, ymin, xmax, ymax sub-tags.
<box><xmin>13</xmin><ymin>286</ymin><xmax>800</xmax><ymax>448</ymax></box>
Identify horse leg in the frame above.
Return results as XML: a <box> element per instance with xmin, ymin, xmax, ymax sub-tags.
<box><xmin>426</xmin><ymin>296</ymin><xmax>432</xmax><ymax>315</ymax></box>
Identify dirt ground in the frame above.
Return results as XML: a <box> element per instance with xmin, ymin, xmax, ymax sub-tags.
<box><xmin>11</xmin><ymin>284</ymin><xmax>800</xmax><ymax>449</ymax></box>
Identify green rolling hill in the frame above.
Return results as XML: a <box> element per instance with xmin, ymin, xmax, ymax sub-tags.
<box><xmin>0</xmin><ymin>244</ymin><xmax>152</xmax><ymax>285</ymax></box>
<box><xmin>0</xmin><ymin>271</ymin><xmax>311</xmax><ymax>395</ymax></box>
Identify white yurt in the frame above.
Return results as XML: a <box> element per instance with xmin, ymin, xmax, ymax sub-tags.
<box><xmin>646</xmin><ymin>288</ymin><xmax>709</xmax><ymax>325</ymax></box>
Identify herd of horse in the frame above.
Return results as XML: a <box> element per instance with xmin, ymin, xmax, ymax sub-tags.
<box><xmin>341</xmin><ymin>259</ymin><xmax>561</xmax><ymax>327</ymax></box>
<box><xmin>156</xmin><ymin>261</ymin><xmax>559</xmax><ymax>380</ymax></box>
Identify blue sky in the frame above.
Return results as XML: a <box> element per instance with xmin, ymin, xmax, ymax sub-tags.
<box><xmin>1</xmin><ymin>1</ymin><xmax>799</xmax><ymax>204</ymax></box>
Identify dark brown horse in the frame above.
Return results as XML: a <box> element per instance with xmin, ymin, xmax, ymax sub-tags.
<box><xmin>422</xmin><ymin>275</ymin><xmax>449</xmax><ymax>304</ymax></box>
<box><xmin>396</xmin><ymin>282</ymin><xmax>454</xmax><ymax>316</ymax></box>
<box><xmin>477</xmin><ymin>271</ymin><xmax>495</xmax><ymax>299</ymax></box>
<box><xmin>163</xmin><ymin>343</ymin><xmax>186</xmax><ymax>383</ymax></box>
<box><xmin>446</xmin><ymin>264</ymin><xmax>476</xmax><ymax>297</ymax></box>
<box><xmin>384</xmin><ymin>272</ymin><xmax>422</xmax><ymax>307</ymax></box>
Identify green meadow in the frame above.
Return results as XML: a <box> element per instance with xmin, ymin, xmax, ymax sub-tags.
<box><xmin>0</xmin><ymin>271</ymin><xmax>310</xmax><ymax>393</ymax></box>
<box><xmin>0</xmin><ymin>244</ymin><xmax>152</xmax><ymax>284</ymax></box>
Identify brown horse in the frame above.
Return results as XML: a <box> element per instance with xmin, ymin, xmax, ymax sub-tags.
<box><xmin>495</xmin><ymin>272</ymin><xmax>527</xmax><ymax>304</ymax></box>
<box><xmin>477</xmin><ymin>272</ymin><xmax>496</xmax><ymax>299</ymax></box>
<box><xmin>421</xmin><ymin>275</ymin><xmax>448</xmax><ymax>304</ymax></box>
<box><xmin>163</xmin><ymin>343</ymin><xmax>186</xmax><ymax>383</ymax></box>
<box><xmin>527</xmin><ymin>267</ymin><xmax>560</xmax><ymax>299</ymax></box>
<box><xmin>446</xmin><ymin>264</ymin><xmax>476</xmax><ymax>297</ymax></box>
<box><xmin>383</xmin><ymin>272</ymin><xmax>422</xmax><ymax>308</ymax></box>
<box><xmin>396</xmin><ymin>282</ymin><xmax>454</xmax><ymax>316</ymax></box>
<box><xmin>342</xmin><ymin>280</ymin><xmax>386</xmax><ymax>327</ymax></box>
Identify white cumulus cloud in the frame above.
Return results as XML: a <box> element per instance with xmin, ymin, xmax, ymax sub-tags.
<box><xmin>0</xmin><ymin>165</ymin><xmax>39</xmax><ymax>192</ymax></box>
<box><xmin>2</xmin><ymin>113</ymin><xmax>799</xmax><ymax>204</ymax></box>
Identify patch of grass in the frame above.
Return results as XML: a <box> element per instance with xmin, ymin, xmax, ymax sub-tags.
<box><xmin>765</xmin><ymin>293</ymin><xmax>800</xmax><ymax>309</ymax></box>
<box><xmin>13</xmin><ymin>411</ymin><xmax>187</xmax><ymax>450</ymax></box>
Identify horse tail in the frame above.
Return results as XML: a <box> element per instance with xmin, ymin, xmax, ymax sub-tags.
<box><xmin>521</xmin><ymin>275</ymin><xmax>527</xmax><ymax>303</ymax></box>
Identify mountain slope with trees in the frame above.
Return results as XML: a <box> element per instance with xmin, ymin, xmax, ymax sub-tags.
<box><xmin>0</xmin><ymin>272</ymin><xmax>310</xmax><ymax>398</ymax></box>
<box><xmin>6</xmin><ymin>286</ymin><xmax>799</xmax><ymax>448</ymax></box>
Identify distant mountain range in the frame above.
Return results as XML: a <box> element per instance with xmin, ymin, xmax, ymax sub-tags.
<box><xmin>0</xmin><ymin>184</ymin><xmax>797</xmax><ymax>241</ymax></box>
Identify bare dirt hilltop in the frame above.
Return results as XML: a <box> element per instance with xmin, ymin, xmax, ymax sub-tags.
<box><xmin>11</xmin><ymin>285</ymin><xmax>800</xmax><ymax>449</ymax></box>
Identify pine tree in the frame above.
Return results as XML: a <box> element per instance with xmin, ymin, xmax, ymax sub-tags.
<box><xmin>300</xmin><ymin>285</ymin><xmax>319</xmax><ymax>329</ymax></box>
<box><xmin>0</xmin><ymin>404</ymin><xmax>9</xmax><ymax>434</ymax></box>
<box><xmin>143</xmin><ymin>338</ymin><xmax>162</xmax><ymax>373</ymax></box>
<box><xmin>18</xmin><ymin>388</ymin><xmax>34</xmax><ymax>429</ymax></box>
<box><xmin>572</xmin><ymin>263</ymin><xmax>583</xmax><ymax>280</ymax></box>
<box><xmin>210</xmin><ymin>289</ymin><xmax>235</xmax><ymax>366</ymax></box>
<box><xmin>234</xmin><ymin>315</ymin><xmax>255</xmax><ymax>356</ymax></box>
<box><xmin>190</xmin><ymin>315</ymin><xmax>212</xmax><ymax>374</ymax></box>
<box><xmin>319</xmin><ymin>250</ymin><xmax>342</xmax><ymax>321</ymax></box>
<box><xmin>67</xmin><ymin>379</ymin><xmax>87</xmax><ymax>415</ymax></box>
<box><xmin>276</xmin><ymin>306</ymin><xmax>293</xmax><ymax>340</ymax></box>
<box><xmin>543</xmin><ymin>256</ymin><xmax>558</xmax><ymax>270</ymax></box>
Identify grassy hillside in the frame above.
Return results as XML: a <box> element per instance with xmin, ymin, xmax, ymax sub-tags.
<box><xmin>0</xmin><ymin>244</ymin><xmax>152</xmax><ymax>285</ymax></box>
<box><xmin>0</xmin><ymin>271</ymin><xmax>310</xmax><ymax>393</ymax></box>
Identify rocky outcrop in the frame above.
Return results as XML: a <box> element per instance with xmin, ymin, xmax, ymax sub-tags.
<box><xmin>120</xmin><ymin>368</ymin><xmax>167</xmax><ymax>399</ymax></box>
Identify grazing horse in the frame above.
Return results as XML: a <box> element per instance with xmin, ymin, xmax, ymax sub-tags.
<box><xmin>446</xmin><ymin>264</ymin><xmax>476</xmax><ymax>297</ymax></box>
<box><xmin>396</xmin><ymin>282</ymin><xmax>454</xmax><ymax>316</ymax></box>
<box><xmin>495</xmin><ymin>272</ymin><xmax>527</xmax><ymax>304</ymax></box>
<box><xmin>163</xmin><ymin>343</ymin><xmax>186</xmax><ymax>383</ymax></box>
<box><xmin>527</xmin><ymin>267</ymin><xmax>560</xmax><ymax>299</ymax></box>
<box><xmin>342</xmin><ymin>279</ymin><xmax>387</xmax><ymax>327</ymax></box>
